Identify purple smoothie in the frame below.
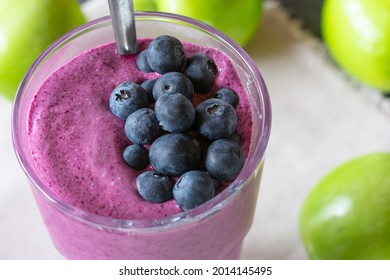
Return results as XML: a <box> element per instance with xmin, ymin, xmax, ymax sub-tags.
<box><xmin>14</xmin><ymin>14</ymin><xmax>270</xmax><ymax>260</ymax></box>
<box><xmin>27</xmin><ymin>39</ymin><xmax>252</xmax><ymax>221</ymax></box>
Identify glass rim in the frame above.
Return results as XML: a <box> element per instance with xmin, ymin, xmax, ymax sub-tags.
<box><xmin>12</xmin><ymin>12</ymin><xmax>272</xmax><ymax>232</ymax></box>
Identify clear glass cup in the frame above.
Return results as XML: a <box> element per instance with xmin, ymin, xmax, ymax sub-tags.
<box><xmin>12</xmin><ymin>12</ymin><xmax>271</xmax><ymax>260</ymax></box>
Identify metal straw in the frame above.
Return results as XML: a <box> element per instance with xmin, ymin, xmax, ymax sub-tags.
<box><xmin>108</xmin><ymin>0</ymin><xmax>138</xmax><ymax>55</ymax></box>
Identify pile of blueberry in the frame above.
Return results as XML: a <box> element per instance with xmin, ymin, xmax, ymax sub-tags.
<box><xmin>109</xmin><ymin>35</ymin><xmax>245</xmax><ymax>211</ymax></box>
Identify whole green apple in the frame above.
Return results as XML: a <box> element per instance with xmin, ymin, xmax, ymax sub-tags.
<box><xmin>322</xmin><ymin>0</ymin><xmax>390</xmax><ymax>92</ymax></box>
<box><xmin>155</xmin><ymin>0</ymin><xmax>263</xmax><ymax>46</ymax></box>
<box><xmin>0</xmin><ymin>0</ymin><xmax>86</xmax><ymax>100</ymax></box>
<box><xmin>300</xmin><ymin>153</ymin><xmax>390</xmax><ymax>259</ymax></box>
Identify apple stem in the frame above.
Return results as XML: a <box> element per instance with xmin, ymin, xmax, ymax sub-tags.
<box><xmin>108</xmin><ymin>0</ymin><xmax>138</xmax><ymax>55</ymax></box>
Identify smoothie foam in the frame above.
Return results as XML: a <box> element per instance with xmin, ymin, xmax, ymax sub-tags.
<box><xmin>27</xmin><ymin>39</ymin><xmax>253</xmax><ymax>221</ymax></box>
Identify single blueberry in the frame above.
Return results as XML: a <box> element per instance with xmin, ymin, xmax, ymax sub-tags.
<box><xmin>136</xmin><ymin>50</ymin><xmax>153</xmax><ymax>73</ymax></box>
<box><xmin>146</xmin><ymin>35</ymin><xmax>186</xmax><ymax>74</ymax></box>
<box><xmin>155</xmin><ymin>93</ymin><xmax>195</xmax><ymax>133</ymax></box>
<box><xmin>136</xmin><ymin>171</ymin><xmax>174</xmax><ymax>203</ymax></box>
<box><xmin>173</xmin><ymin>170</ymin><xmax>218</xmax><ymax>211</ymax></box>
<box><xmin>205</xmin><ymin>139</ymin><xmax>245</xmax><ymax>181</ymax></box>
<box><xmin>109</xmin><ymin>82</ymin><xmax>149</xmax><ymax>120</ymax></box>
<box><xmin>149</xmin><ymin>133</ymin><xmax>202</xmax><ymax>176</ymax></box>
<box><xmin>195</xmin><ymin>98</ymin><xmax>237</xmax><ymax>140</ymax></box>
<box><xmin>153</xmin><ymin>72</ymin><xmax>194</xmax><ymax>101</ymax></box>
<box><xmin>123</xmin><ymin>145</ymin><xmax>149</xmax><ymax>171</ymax></box>
<box><xmin>140</xmin><ymin>79</ymin><xmax>157</xmax><ymax>103</ymax></box>
<box><xmin>184</xmin><ymin>53</ymin><xmax>217</xmax><ymax>94</ymax></box>
<box><xmin>125</xmin><ymin>108</ymin><xmax>164</xmax><ymax>145</ymax></box>
<box><xmin>212</xmin><ymin>87</ymin><xmax>239</xmax><ymax>108</ymax></box>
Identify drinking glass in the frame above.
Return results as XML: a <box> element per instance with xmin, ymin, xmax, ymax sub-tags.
<box><xmin>12</xmin><ymin>12</ymin><xmax>271</xmax><ymax>259</ymax></box>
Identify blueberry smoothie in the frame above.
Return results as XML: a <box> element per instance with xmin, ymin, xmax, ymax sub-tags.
<box><xmin>13</xmin><ymin>14</ymin><xmax>271</xmax><ymax>259</ymax></box>
<box><xmin>28</xmin><ymin>37</ymin><xmax>251</xmax><ymax>221</ymax></box>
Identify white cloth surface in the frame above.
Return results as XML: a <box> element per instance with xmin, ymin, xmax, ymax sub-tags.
<box><xmin>0</xmin><ymin>0</ymin><xmax>389</xmax><ymax>259</ymax></box>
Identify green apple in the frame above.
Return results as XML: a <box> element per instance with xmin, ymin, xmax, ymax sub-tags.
<box><xmin>134</xmin><ymin>0</ymin><xmax>157</xmax><ymax>11</ymax></box>
<box><xmin>0</xmin><ymin>0</ymin><xmax>86</xmax><ymax>100</ymax></box>
<box><xmin>300</xmin><ymin>153</ymin><xmax>390</xmax><ymax>259</ymax></box>
<box><xmin>154</xmin><ymin>0</ymin><xmax>263</xmax><ymax>46</ymax></box>
<box><xmin>322</xmin><ymin>0</ymin><xmax>390</xmax><ymax>92</ymax></box>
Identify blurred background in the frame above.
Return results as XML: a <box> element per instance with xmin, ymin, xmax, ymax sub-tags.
<box><xmin>1</xmin><ymin>0</ymin><xmax>389</xmax><ymax>259</ymax></box>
